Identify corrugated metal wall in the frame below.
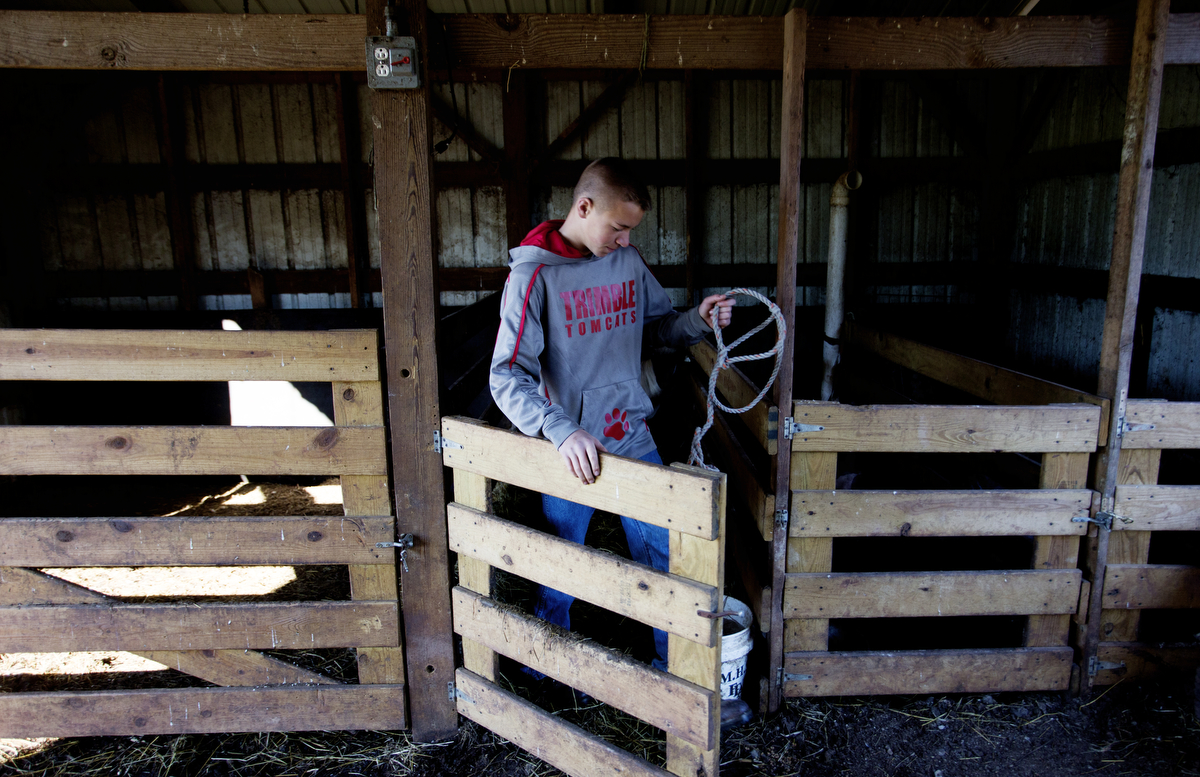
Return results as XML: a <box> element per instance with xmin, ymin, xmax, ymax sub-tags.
<box><xmin>1008</xmin><ymin>66</ymin><xmax>1200</xmax><ymax>399</ymax></box>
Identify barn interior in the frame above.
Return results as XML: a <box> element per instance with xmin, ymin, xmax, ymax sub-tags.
<box><xmin>1</xmin><ymin>1</ymin><xmax>1199</xmax><ymax>772</ymax></box>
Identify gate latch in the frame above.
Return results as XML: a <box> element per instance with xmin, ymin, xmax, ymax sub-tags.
<box><xmin>1072</xmin><ymin>511</ymin><xmax>1133</xmax><ymax>531</ymax></box>
<box><xmin>782</xmin><ymin>417</ymin><xmax>825</xmax><ymax>440</ymax></box>
<box><xmin>376</xmin><ymin>533</ymin><xmax>415</xmax><ymax>572</ymax></box>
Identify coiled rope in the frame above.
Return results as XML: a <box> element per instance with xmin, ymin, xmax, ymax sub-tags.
<box><xmin>688</xmin><ymin>288</ymin><xmax>788</xmax><ymax>471</ymax></box>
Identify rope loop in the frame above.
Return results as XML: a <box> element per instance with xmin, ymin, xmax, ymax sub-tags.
<box><xmin>687</xmin><ymin>288</ymin><xmax>788</xmax><ymax>471</ymax></box>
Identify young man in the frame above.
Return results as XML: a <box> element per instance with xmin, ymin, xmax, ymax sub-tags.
<box><xmin>489</xmin><ymin>157</ymin><xmax>734</xmax><ymax>671</ymax></box>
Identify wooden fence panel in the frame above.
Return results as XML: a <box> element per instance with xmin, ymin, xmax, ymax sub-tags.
<box><xmin>0</xmin><ymin>329</ymin><xmax>378</xmax><ymax>382</ymax></box>
<box><xmin>0</xmin><ymin>515</ymin><xmax>393</xmax><ymax>567</ymax></box>
<box><xmin>1123</xmin><ymin>401</ymin><xmax>1200</xmax><ymax>449</ymax></box>
<box><xmin>1114</xmin><ymin>485</ymin><xmax>1200</xmax><ymax>531</ymax></box>
<box><xmin>1102</xmin><ymin>564</ymin><xmax>1200</xmax><ymax>609</ymax></box>
<box><xmin>0</xmin><ymin>425</ymin><xmax>387</xmax><ymax>476</ymax></box>
<box><xmin>790</xmin><ymin>402</ymin><xmax>1101</xmax><ymax>453</ymax></box>
<box><xmin>0</xmin><ymin>685</ymin><xmax>407</xmax><ymax>738</ymax></box>
<box><xmin>441</xmin><ymin>417</ymin><xmax>722</xmax><ymax>539</ymax></box>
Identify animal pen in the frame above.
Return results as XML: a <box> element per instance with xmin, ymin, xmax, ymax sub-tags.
<box><xmin>1</xmin><ymin>2</ymin><xmax>1200</xmax><ymax>776</ymax></box>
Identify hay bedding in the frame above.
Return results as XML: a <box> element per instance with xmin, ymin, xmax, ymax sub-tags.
<box><xmin>2</xmin><ymin>479</ymin><xmax>1199</xmax><ymax>775</ymax></box>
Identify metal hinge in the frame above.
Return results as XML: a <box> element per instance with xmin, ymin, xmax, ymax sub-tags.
<box><xmin>1088</xmin><ymin>656</ymin><xmax>1126</xmax><ymax>676</ymax></box>
<box><xmin>433</xmin><ymin>430</ymin><xmax>463</xmax><ymax>454</ymax></box>
<box><xmin>1072</xmin><ymin>511</ymin><xmax>1134</xmax><ymax>531</ymax></box>
<box><xmin>449</xmin><ymin>681</ymin><xmax>474</xmax><ymax>705</ymax></box>
<box><xmin>774</xmin><ymin>509</ymin><xmax>789</xmax><ymax>529</ymax></box>
<box><xmin>783</xmin><ymin>672</ymin><xmax>814</xmax><ymax>683</ymax></box>
<box><xmin>782</xmin><ymin>417</ymin><xmax>825</xmax><ymax>440</ymax></box>
<box><xmin>1122</xmin><ymin>421</ymin><xmax>1156</xmax><ymax>433</ymax></box>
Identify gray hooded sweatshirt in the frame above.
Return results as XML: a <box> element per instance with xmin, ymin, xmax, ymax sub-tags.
<box><xmin>489</xmin><ymin>223</ymin><xmax>710</xmax><ymax>460</ymax></box>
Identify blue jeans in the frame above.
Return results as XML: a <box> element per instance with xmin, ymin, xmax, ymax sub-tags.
<box><xmin>534</xmin><ymin>449</ymin><xmax>670</xmax><ymax>672</ymax></box>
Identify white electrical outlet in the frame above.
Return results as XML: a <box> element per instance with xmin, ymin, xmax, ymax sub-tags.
<box><xmin>376</xmin><ymin>63</ymin><xmax>390</xmax><ymax>77</ymax></box>
<box><xmin>374</xmin><ymin>46</ymin><xmax>389</xmax><ymax>61</ymax></box>
<box><xmin>366</xmin><ymin>36</ymin><xmax>419</xmax><ymax>89</ymax></box>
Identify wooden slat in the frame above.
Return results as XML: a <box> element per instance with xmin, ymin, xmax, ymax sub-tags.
<box><xmin>0</xmin><ymin>567</ymin><xmax>338</xmax><ymax>688</ymax></box>
<box><xmin>0</xmin><ymin>515</ymin><xmax>393</xmax><ymax>567</ymax></box>
<box><xmin>333</xmin><ymin>380</ymin><xmax>406</xmax><ymax>688</ymax></box>
<box><xmin>0</xmin><ymin>684</ymin><xmax>407</xmax><ymax>738</ymax></box>
<box><xmin>783</xmin><ymin>648</ymin><xmax>1073</xmax><ymax>697</ymax></box>
<box><xmin>441</xmin><ymin>417</ymin><xmax>722</xmax><ymax>540</ymax></box>
<box><xmin>0</xmin><ymin>329</ymin><xmax>378</xmax><ymax>382</ymax></box>
<box><xmin>785</xmin><ymin>449</ymin><xmax>837</xmax><ymax>656</ymax></box>
<box><xmin>452</xmin><ymin>587</ymin><xmax>714</xmax><ymax>750</ymax></box>
<box><xmin>783</xmin><ymin>570</ymin><xmax>1081</xmax><ymax>619</ymax></box>
<box><xmin>455</xmin><ymin>669</ymin><xmax>671</xmax><ymax>777</ymax></box>
<box><xmin>790</xmin><ymin>402</ymin><xmax>1101</xmax><ymax>453</ymax></box>
<box><xmin>447</xmin><ymin>503</ymin><xmax>717</xmax><ymax>647</ymax></box>
<box><xmin>665</xmin><ymin>462</ymin><xmax>725</xmax><ymax>777</ymax></box>
<box><xmin>455</xmin><ymin>470</ymin><xmax>499</xmax><ymax>683</ymax></box>
<box><xmin>848</xmin><ymin>324</ymin><xmax>1110</xmax><ymax>446</ymax></box>
<box><xmin>1025</xmin><ymin>451</ymin><xmax>1089</xmax><ymax>648</ymax></box>
<box><xmin>1102</xmin><ymin>564</ymin><xmax>1200</xmax><ymax>610</ymax></box>
<box><xmin>790</xmin><ymin>490</ymin><xmax>1090</xmax><ymax>538</ymax></box>
<box><xmin>1100</xmin><ymin>448</ymin><xmax>1162</xmax><ymax>643</ymax></box>
<box><xmin>3</xmin><ymin>13</ymin><xmax>1200</xmax><ymax>72</ymax></box>
<box><xmin>1123</xmin><ymin>401</ymin><xmax>1200</xmax><ymax>449</ymax></box>
<box><xmin>1114</xmin><ymin>485</ymin><xmax>1200</xmax><ymax>531</ymax></box>
<box><xmin>0</xmin><ymin>426</ymin><xmax>387</xmax><ymax>476</ymax></box>
<box><xmin>1094</xmin><ymin>643</ymin><xmax>1200</xmax><ymax>686</ymax></box>
<box><xmin>689</xmin><ymin>339</ymin><xmax>777</xmax><ymax>456</ymax></box>
<box><xmin>687</xmin><ymin>371</ymin><xmax>774</xmax><ymax>541</ymax></box>
<box><xmin>0</xmin><ymin>601</ymin><xmax>399</xmax><ymax>652</ymax></box>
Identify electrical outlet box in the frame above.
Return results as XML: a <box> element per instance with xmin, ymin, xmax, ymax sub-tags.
<box><xmin>366</xmin><ymin>36</ymin><xmax>419</xmax><ymax>89</ymax></box>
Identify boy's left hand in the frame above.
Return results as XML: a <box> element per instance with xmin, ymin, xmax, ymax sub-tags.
<box><xmin>699</xmin><ymin>294</ymin><xmax>735</xmax><ymax>330</ymax></box>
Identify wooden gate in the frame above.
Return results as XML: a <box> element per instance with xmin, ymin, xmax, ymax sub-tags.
<box><xmin>440</xmin><ymin>416</ymin><xmax>727</xmax><ymax>777</ymax></box>
<box><xmin>0</xmin><ymin>328</ymin><xmax>408</xmax><ymax>735</ymax></box>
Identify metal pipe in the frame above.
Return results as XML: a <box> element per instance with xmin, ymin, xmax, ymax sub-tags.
<box><xmin>820</xmin><ymin>171</ymin><xmax>862</xmax><ymax>401</ymax></box>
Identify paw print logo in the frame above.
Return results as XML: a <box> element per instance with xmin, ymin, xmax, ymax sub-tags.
<box><xmin>603</xmin><ymin>408</ymin><xmax>632</xmax><ymax>441</ymax></box>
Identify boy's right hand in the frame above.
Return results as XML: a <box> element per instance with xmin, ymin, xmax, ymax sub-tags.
<box><xmin>559</xmin><ymin>429</ymin><xmax>609</xmax><ymax>485</ymax></box>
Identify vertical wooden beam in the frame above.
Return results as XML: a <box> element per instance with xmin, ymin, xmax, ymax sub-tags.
<box><xmin>1025</xmin><ymin>452</ymin><xmax>1088</xmax><ymax>649</ymax></box>
<box><xmin>767</xmin><ymin>7</ymin><xmax>806</xmax><ymax>715</ymax></box>
<box><xmin>368</xmin><ymin>0</ymin><xmax>457</xmax><ymax>741</ymax></box>
<box><xmin>503</xmin><ymin>70</ymin><xmax>530</xmax><ymax>250</ymax></box>
<box><xmin>334</xmin><ymin>380</ymin><xmax>408</xmax><ymax>688</ymax></box>
<box><xmin>1100</xmin><ymin>448</ymin><xmax>1161</xmax><ymax>644</ymax></box>
<box><xmin>155</xmin><ymin>73</ymin><xmax>197</xmax><ymax>312</ymax></box>
<box><xmin>784</xmin><ymin>448</ymin><xmax>837</xmax><ymax>661</ymax></box>
<box><xmin>683</xmin><ymin>69</ymin><xmax>702</xmax><ymax>308</ymax></box>
<box><xmin>666</xmin><ymin>466</ymin><xmax>725</xmax><ymax>777</ymax></box>
<box><xmin>336</xmin><ymin>72</ymin><xmax>370</xmax><ymax>309</ymax></box>
<box><xmin>1083</xmin><ymin>0</ymin><xmax>1170</xmax><ymax>694</ymax></box>
<box><xmin>455</xmin><ymin>469</ymin><xmax>499</xmax><ymax>681</ymax></box>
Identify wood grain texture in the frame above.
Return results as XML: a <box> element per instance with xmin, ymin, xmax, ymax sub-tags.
<box><xmin>452</xmin><ymin>587</ymin><xmax>714</xmax><ymax>750</ymax></box>
<box><xmin>0</xmin><ymin>600</ymin><xmax>399</xmax><ymax>652</ymax></box>
<box><xmin>665</xmin><ymin>462</ymin><xmax>725</xmax><ymax>777</ymax></box>
<box><xmin>1114</xmin><ymin>485</ymin><xmax>1200</xmax><ymax>531</ymax></box>
<box><xmin>0</xmin><ymin>567</ymin><xmax>338</xmax><ymax>688</ymax></box>
<box><xmin>1102</xmin><ymin>564</ymin><xmax>1200</xmax><ymax>610</ymax></box>
<box><xmin>1123</xmin><ymin>401</ymin><xmax>1200</xmax><ymax>449</ymax></box>
<box><xmin>790</xmin><ymin>402</ymin><xmax>1101</xmax><ymax>453</ymax></box>
<box><xmin>0</xmin><ymin>328</ymin><xmax>378</xmax><ymax>382</ymax></box>
<box><xmin>333</xmin><ymin>380</ymin><xmax>407</xmax><ymax>688</ymax></box>
<box><xmin>1094</xmin><ymin>643</ymin><xmax>1200</xmax><ymax>686</ymax></box>
<box><xmin>687</xmin><ymin>371</ymin><xmax>774</xmax><ymax>541</ymax></box>
<box><xmin>454</xmin><ymin>470</ymin><xmax>498</xmax><ymax>683</ymax></box>
<box><xmin>0</xmin><ymin>426</ymin><xmax>387</xmax><ymax>476</ymax></box>
<box><xmin>784</xmin><ymin>570</ymin><xmax>1081</xmax><ymax>619</ymax></box>
<box><xmin>849</xmin><ymin>324</ymin><xmax>1110</xmax><ymax>445</ymax></box>
<box><xmin>0</xmin><ymin>515</ymin><xmax>392</xmax><ymax>567</ymax></box>
<box><xmin>447</xmin><ymin>503</ymin><xmax>718</xmax><ymax>646</ymax></box>
<box><xmin>783</xmin><ymin>648</ymin><xmax>1072</xmax><ymax>697</ymax></box>
<box><xmin>3</xmin><ymin>12</ymin><xmax>1199</xmax><ymax>72</ymax></box>
<box><xmin>455</xmin><ymin>670</ymin><xmax>672</xmax><ymax>777</ymax></box>
<box><xmin>690</xmin><ymin>339</ymin><xmax>777</xmax><ymax>455</ymax></box>
<box><xmin>790</xmin><ymin>490</ymin><xmax>1090</xmax><ymax>538</ymax></box>
<box><xmin>0</xmin><ymin>684</ymin><xmax>407</xmax><ymax>738</ymax></box>
<box><xmin>785</xmin><ymin>451</ymin><xmax>836</xmax><ymax>655</ymax></box>
<box><xmin>441</xmin><ymin>417</ymin><xmax>722</xmax><ymax>540</ymax></box>
<box><xmin>1025</xmin><ymin>451</ymin><xmax>1089</xmax><ymax>647</ymax></box>
<box><xmin>1099</xmin><ymin>449</ymin><xmax>1162</xmax><ymax>644</ymax></box>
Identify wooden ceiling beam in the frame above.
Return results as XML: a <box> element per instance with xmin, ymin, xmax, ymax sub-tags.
<box><xmin>2</xmin><ymin>12</ymin><xmax>1198</xmax><ymax>72</ymax></box>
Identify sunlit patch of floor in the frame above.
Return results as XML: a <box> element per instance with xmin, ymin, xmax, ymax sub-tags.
<box><xmin>0</xmin><ymin>736</ymin><xmax>56</xmax><ymax>765</ymax></box>
<box><xmin>223</xmin><ymin>485</ymin><xmax>266</xmax><ymax>505</ymax></box>
<box><xmin>303</xmin><ymin>484</ymin><xmax>343</xmax><ymax>504</ymax></box>
<box><xmin>42</xmin><ymin>565</ymin><xmax>298</xmax><ymax>598</ymax></box>
<box><xmin>0</xmin><ymin>650</ymin><xmax>168</xmax><ymax>677</ymax></box>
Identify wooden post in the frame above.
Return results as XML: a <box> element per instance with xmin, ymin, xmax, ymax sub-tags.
<box><xmin>503</xmin><ymin>70</ymin><xmax>530</xmax><ymax>251</ymax></box>
<box><xmin>335</xmin><ymin>72</ymin><xmax>370</xmax><ymax>309</ymax></box>
<box><xmin>368</xmin><ymin>0</ymin><xmax>457</xmax><ymax>740</ymax></box>
<box><xmin>767</xmin><ymin>7</ymin><xmax>806</xmax><ymax>715</ymax></box>
<box><xmin>1083</xmin><ymin>0</ymin><xmax>1170</xmax><ymax>694</ymax></box>
<box><xmin>1025</xmin><ymin>452</ymin><xmax>1089</xmax><ymax>651</ymax></box>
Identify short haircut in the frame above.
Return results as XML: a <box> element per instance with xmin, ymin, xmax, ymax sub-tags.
<box><xmin>573</xmin><ymin>157</ymin><xmax>652</xmax><ymax>213</ymax></box>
